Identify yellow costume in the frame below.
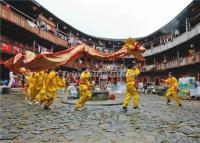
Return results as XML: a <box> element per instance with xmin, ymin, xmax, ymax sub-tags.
<box><xmin>123</xmin><ymin>67</ymin><xmax>140</xmax><ymax>109</ymax></box>
<box><xmin>40</xmin><ymin>71</ymin><xmax>58</xmax><ymax>108</ymax></box>
<box><xmin>164</xmin><ymin>76</ymin><xmax>181</xmax><ymax>106</ymax></box>
<box><xmin>34</xmin><ymin>72</ymin><xmax>44</xmax><ymax>100</ymax></box>
<box><xmin>25</xmin><ymin>70</ymin><xmax>65</xmax><ymax>109</ymax></box>
<box><xmin>35</xmin><ymin>71</ymin><xmax>48</xmax><ymax>103</ymax></box>
<box><xmin>76</xmin><ymin>71</ymin><xmax>92</xmax><ymax>109</ymax></box>
<box><xmin>25</xmin><ymin>74</ymin><xmax>35</xmax><ymax>101</ymax></box>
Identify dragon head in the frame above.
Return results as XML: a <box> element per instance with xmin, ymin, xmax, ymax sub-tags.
<box><xmin>123</xmin><ymin>37</ymin><xmax>145</xmax><ymax>54</ymax></box>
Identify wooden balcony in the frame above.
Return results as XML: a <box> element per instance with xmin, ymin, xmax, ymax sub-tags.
<box><xmin>64</xmin><ymin>61</ymin><xmax>83</xmax><ymax>69</ymax></box>
<box><xmin>143</xmin><ymin>52</ymin><xmax>200</xmax><ymax>72</ymax></box>
<box><xmin>143</xmin><ymin>23</ymin><xmax>200</xmax><ymax>57</ymax></box>
<box><xmin>0</xmin><ymin>5</ymin><xmax>68</xmax><ymax>48</ymax></box>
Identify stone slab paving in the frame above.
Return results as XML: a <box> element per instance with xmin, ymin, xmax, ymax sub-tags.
<box><xmin>0</xmin><ymin>93</ymin><xmax>200</xmax><ymax>143</ymax></box>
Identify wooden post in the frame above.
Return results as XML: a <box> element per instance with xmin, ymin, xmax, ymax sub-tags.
<box><xmin>57</xmin><ymin>23</ymin><xmax>59</xmax><ymax>31</ymax></box>
<box><xmin>151</xmin><ymin>42</ymin><xmax>153</xmax><ymax>50</ymax></box>
<box><xmin>177</xmin><ymin>50</ymin><xmax>179</xmax><ymax>66</ymax></box>
<box><xmin>186</xmin><ymin>18</ymin><xmax>189</xmax><ymax>32</ymax></box>
<box><xmin>33</xmin><ymin>40</ymin><xmax>35</xmax><ymax>52</ymax></box>
<box><xmin>164</xmin><ymin>55</ymin><xmax>166</xmax><ymax>69</ymax></box>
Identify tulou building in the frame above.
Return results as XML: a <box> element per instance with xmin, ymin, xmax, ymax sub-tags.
<box><xmin>0</xmin><ymin>0</ymin><xmax>200</xmax><ymax>84</ymax></box>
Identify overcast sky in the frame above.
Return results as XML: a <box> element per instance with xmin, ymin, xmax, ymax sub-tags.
<box><xmin>36</xmin><ymin>0</ymin><xmax>193</xmax><ymax>39</ymax></box>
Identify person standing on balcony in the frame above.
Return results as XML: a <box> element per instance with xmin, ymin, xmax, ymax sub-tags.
<box><xmin>161</xmin><ymin>72</ymin><xmax>182</xmax><ymax>107</ymax></box>
<box><xmin>122</xmin><ymin>61</ymin><xmax>140</xmax><ymax>113</ymax></box>
<box><xmin>75</xmin><ymin>67</ymin><xmax>92</xmax><ymax>110</ymax></box>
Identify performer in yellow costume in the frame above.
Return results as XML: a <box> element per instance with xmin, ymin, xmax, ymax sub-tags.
<box><xmin>35</xmin><ymin>71</ymin><xmax>48</xmax><ymax>104</ymax></box>
<box><xmin>25</xmin><ymin>70</ymin><xmax>65</xmax><ymax>110</ymax></box>
<box><xmin>76</xmin><ymin>67</ymin><xmax>92</xmax><ymax>110</ymax></box>
<box><xmin>25</xmin><ymin>73</ymin><xmax>35</xmax><ymax>102</ymax></box>
<box><xmin>34</xmin><ymin>71</ymin><xmax>45</xmax><ymax>101</ymax></box>
<box><xmin>36</xmin><ymin>70</ymin><xmax>64</xmax><ymax>109</ymax></box>
<box><xmin>122</xmin><ymin>62</ymin><xmax>140</xmax><ymax>112</ymax></box>
<box><xmin>162</xmin><ymin>72</ymin><xmax>182</xmax><ymax>106</ymax></box>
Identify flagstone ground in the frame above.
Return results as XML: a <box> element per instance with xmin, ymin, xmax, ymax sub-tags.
<box><xmin>0</xmin><ymin>93</ymin><xmax>200</xmax><ymax>143</ymax></box>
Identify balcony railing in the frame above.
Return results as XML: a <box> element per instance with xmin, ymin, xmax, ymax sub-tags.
<box><xmin>143</xmin><ymin>23</ymin><xmax>200</xmax><ymax>57</ymax></box>
<box><xmin>64</xmin><ymin>61</ymin><xmax>83</xmax><ymax>69</ymax></box>
<box><xmin>143</xmin><ymin>52</ymin><xmax>200</xmax><ymax>72</ymax></box>
<box><xmin>0</xmin><ymin>5</ymin><xmax>68</xmax><ymax>48</ymax></box>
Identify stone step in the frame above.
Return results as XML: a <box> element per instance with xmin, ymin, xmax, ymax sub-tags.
<box><xmin>0</xmin><ymin>86</ymin><xmax>10</xmax><ymax>94</ymax></box>
<box><xmin>0</xmin><ymin>86</ymin><xmax>25</xmax><ymax>95</ymax></box>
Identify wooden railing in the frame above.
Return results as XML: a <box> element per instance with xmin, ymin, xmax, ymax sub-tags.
<box><xmin>64</xmin><ymin>61</ymin><xmax>83</xmax><ymax>69</ymax></box>
<box><xmin>143</xmin><ymin>52</ymin><xmax>200</xmax><ymax>72</ymax></box>
<box><xmin>0</xmin><ymin>5</ymin><xmax>68</xmax><ymax>48</ymax></box>
<box><xmin>143</xmin><ymin>23</ymin><xmax>200</xmax><ymax>57</ymax></box>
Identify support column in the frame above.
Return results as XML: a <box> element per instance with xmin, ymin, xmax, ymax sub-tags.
<box><xmin>57</xmin><ymin>23</ymin><xmax>59</xmax><ymax>31</ymax></box>
<box><xmin>151</xmin><ymin>42</ymin><xmax>153</xmax><ymax>50</ymax></box>
<box><xmin>112</xmin><ymin>44</ymin><xmax>115</xmax><ymax>52</ymax></box>
<box><xmin>185</xmin><ymin>18</ymin><xmax>190</xmax><ymax>32</ymax></box>
<box><xmin>91</xmin><ymin>58</ymin><xmax>93</xmax><ymax>69</ymax></box>
<box><xmin>177</xmin><ymin>50</ymin><xmax>180</xmax><ymax>66</ymax></box>
<box><xmin>164</xmin><ymin>55</ymin><xmax>166</xmax><ymax>69</ymax></box>
<box><xmin>33</xmin><ymin>40</ymin><xmax>35</xmax><ymax>52</ymax></box>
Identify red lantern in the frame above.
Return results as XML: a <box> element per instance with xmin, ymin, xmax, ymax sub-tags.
<box><xmin>13</xmin><ymin>47</ymin><xmax>18</xmax><ymax>54</ymax></box>
<box><xmin>1</xmin><ymin>43</ymin><xmax>11</xmax><ymax>53</ymax></box>
<box><xmin>109</xmin><ymin>95</ymin><xmax>115</xmax><ymax>100</ymax></box>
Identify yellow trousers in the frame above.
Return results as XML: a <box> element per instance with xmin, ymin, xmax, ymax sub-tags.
<box><xmin>76</xmin><ymin>85</ymin><xmax>91</xmax><ymax>108</ymax></box>
<box><xmin>25</xmin><ymin>85</ymin><xmax>31</xmax><ymax>100</ymax></box>
<box><xmin>166</xmin><ymin>90</ymin><xmax>181</xmax><ymax>105</ymax></box>
<box><xmin>26</xmin><ymin>86</ymin><xmax>38</xmax><ymax>101</ymax></box>
<box><xmin>123</xmin><ymin>88</ymin><xmax>139</xmax><ymax>108</ymax></box>
<box><xmin>36</xmin><ymin>91</ymin><xmax>56</xmax><ymax>108</ymax></box>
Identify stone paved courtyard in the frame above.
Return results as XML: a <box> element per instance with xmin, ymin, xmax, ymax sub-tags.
<box><xmin>0</xmin><ymin>92</ymin><xmax>200</xmax><ymax>143</ymax></box>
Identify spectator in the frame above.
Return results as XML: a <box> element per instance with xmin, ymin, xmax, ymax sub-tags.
<box><xmin>8</xmin><ymin>71</ymin><xmax>17</xmax><ymax>87</ymax></box>
<box><xmin>67</xmin><ymin>83</ymin><xmax>78</xmax><ymax>99</ymax></box>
